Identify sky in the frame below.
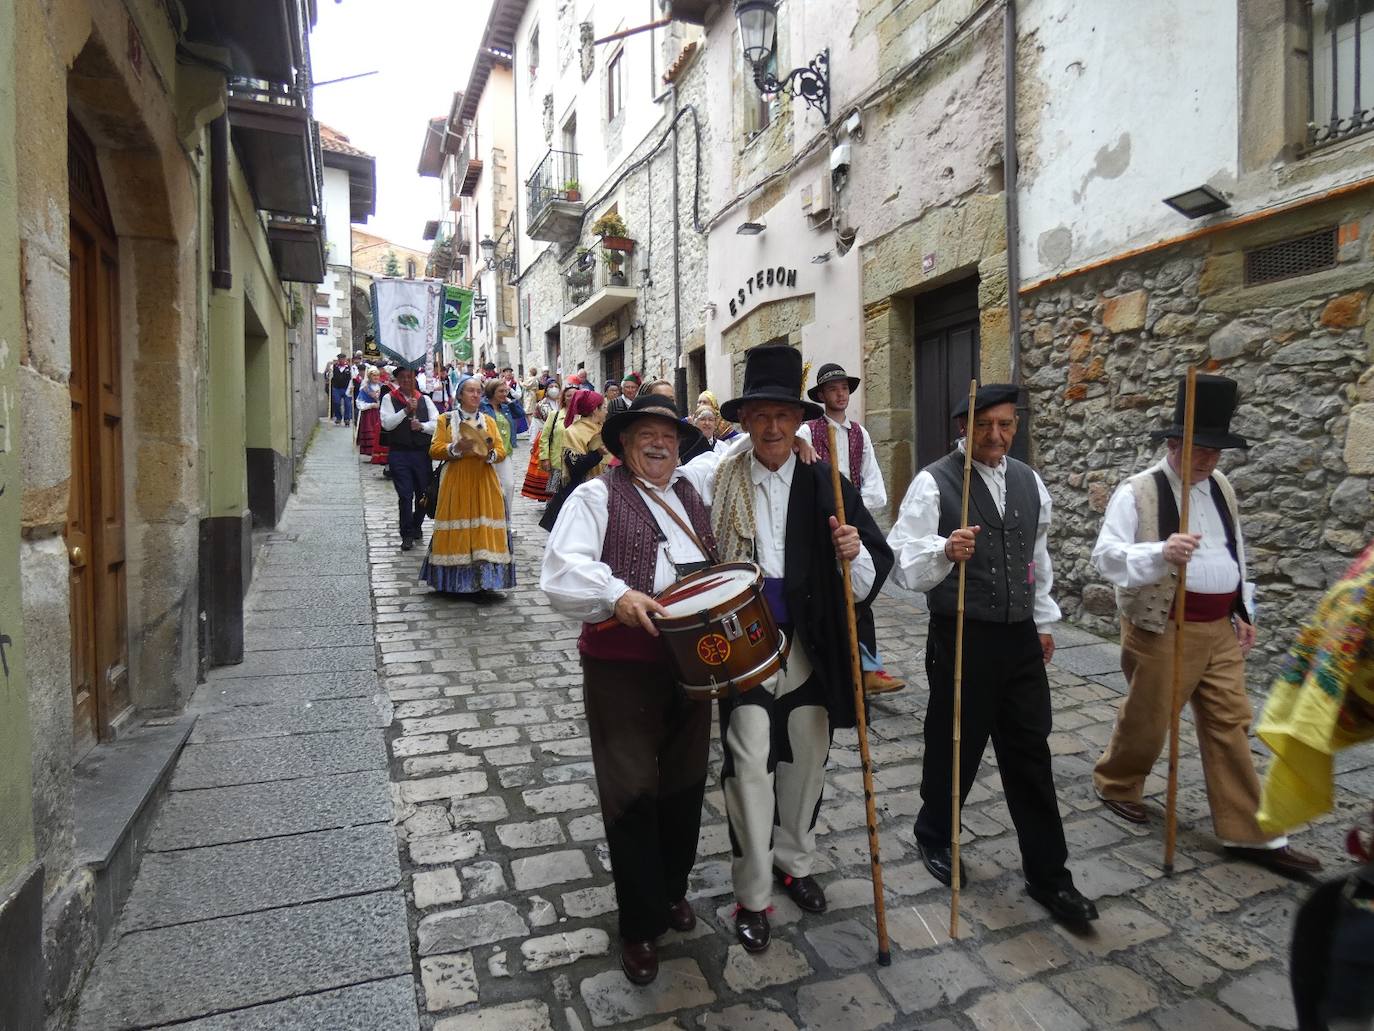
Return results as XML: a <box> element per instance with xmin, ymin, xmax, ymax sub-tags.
<box><xmin>309</xmin><ymin>0</ymin><xmax>494</xmax><ymax>252</ymax></box>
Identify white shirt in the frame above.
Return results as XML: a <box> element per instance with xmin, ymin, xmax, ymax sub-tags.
<box><xmin>796</xmin><ymin>414</ymin><xmax>887</xmax><ymax>514</ymax></box>
<box><xmin>1093</xmin><ymin>459</ymin><xmax>1255</xmax><ymax>610</ymax></box>
<box><xmin>380</xmin><ymin>391</ymin><xmax>438</xmax><ymax>435</ymax></box>
<box><xmin>886</xmin><ymin>441</ymin><xmax>1060</xmax><ymax>632</ymax></box>
<box><xmin>541</xmin><ymin>440</ymin><xmax>877</xmax><ymax>621</ymax></box>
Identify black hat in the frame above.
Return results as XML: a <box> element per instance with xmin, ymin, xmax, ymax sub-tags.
<box><xmin>602</xmin><ymin>393</ymin><xmax>704</xmax><ymax>460</ymax></box>
<box><xmin>807</xmin><ymin>362</ymin><xmax>861</xmax><ymax>402</ymax></box>
<box><xmin>721</xmin><ymin>345</ymin><xmax>823</xmax><ymax>422</ymax></box>
<box><xmin>952</xmin><ymin>383</ymin><xmax>1020</xmax><ymax>420</ymax></box>
<box><xmin>1150</xmin><ymin>374</ymin><xmax>1250</xmax><ymax>449</ymax></box>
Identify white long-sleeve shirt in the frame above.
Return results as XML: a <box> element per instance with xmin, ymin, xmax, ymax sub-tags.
<box><xmin>796</xmin><ymin>414</ymin><xmax>887</xmax><ymax>514</ymax></box>
<box><xmin>1092</xmin><ymin>459</ymin><xmax>1255</xmax><ymax>612</ymax></box>
<box><xmin>541</xmin><ymin>444</ymin><xmax>875</xmax><ymax>623</ymax></box>
<box><xmin>380</xmin><ymin>392</ymin><xmax>438</xmax><ymax>435</ymax></box>
<box><xmin>886</xmin><ymin>441</ymin><xmax>1060</xmax><ymax>632</ymax></box>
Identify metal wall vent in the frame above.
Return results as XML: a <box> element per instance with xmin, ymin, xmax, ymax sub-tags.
<box><xmin>1243</xmin><ymin>227</ymin><xmax>1338</xmax><ymax>286</ymax></box>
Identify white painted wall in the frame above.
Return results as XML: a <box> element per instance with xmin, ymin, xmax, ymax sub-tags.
<box><xmin>322</xmin><ymin>165</ymin><xmax>354</xmax><ymax>263</ymax></box>
<box><xmin>1016</xmin><ymin>0</ymin><xmax>1240</xmax><ymax>283</ymax></box>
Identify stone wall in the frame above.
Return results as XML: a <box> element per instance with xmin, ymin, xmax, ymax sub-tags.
<box><xmin>1020</xmin><ymin>196</ymin><xmax>1374</xmax><ymax>683</ymax></box>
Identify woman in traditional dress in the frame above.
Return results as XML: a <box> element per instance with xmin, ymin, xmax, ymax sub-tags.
<box><xmin>698</xmin><ymin>389</ymin><xmax>738</xmax><ymax>443</ymax></box>
<box><xmin>420</xmin><ymin>378</ymin><xmax>516</xmax><ymax>594</ymax></box>
<box><xmin>355</xmin><ymin>367</ymin><xmax>383</xmax><ymax>456</ymax></box>
<box><xmin>371</xmin><ymin>366</ymin><xmax>396</xmax><ymax>470</ymax></box>
<box><xmin>481</xmin><ymin>377</ymin><xmax>519</xmax><ymax>525</ymax></box>
<box><xmin>539</xmin><ymin>384</ymin><xmax>576</xmax><ymax>494</ymax></box>
<box><xmin>561</xmin><ymin>389</ymin><xmax>608</xmax><ymax>484</ymax></box>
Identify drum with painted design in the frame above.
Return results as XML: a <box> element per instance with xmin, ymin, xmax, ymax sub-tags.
<box><xmin>654</xmin><ymin>562</ymin><xmax>787</xmax><ymax>700</ymax></box>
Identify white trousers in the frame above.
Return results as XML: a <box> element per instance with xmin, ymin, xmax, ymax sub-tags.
<box><xmin>721</xmin><ymin>639</ymin><xmax>829</xmax><ymax>911</ymax></box>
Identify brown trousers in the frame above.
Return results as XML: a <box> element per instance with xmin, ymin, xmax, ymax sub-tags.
<box><xmin>1093</xmin><ymin>616</ymin><xmax>1267</xmax><ymax>845</ymax></box>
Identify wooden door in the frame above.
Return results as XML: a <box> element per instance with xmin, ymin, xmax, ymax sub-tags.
<box><xmin>67</xmin><ymin>121</ymin><xmax>129</xmax><ymax>753</ymax></box>
<box><xmin>914</xmin><ymin>296</ymin><xmax>980</xmax><ymax>472</ymax></box>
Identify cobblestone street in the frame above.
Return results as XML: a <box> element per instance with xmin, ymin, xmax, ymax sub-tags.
<box><xmin>368</xmin><ymin>436</ymin><xmax>1367</xmax><ymax>1031</ymax></box>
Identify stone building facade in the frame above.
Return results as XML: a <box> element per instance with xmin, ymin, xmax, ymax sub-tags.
<box><xmin>1</xmin><ymin>1</ymin><xmax>327</xmax><ymax>1025</ymax></box>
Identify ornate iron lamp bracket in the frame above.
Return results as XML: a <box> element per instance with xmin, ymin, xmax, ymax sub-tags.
<box><xmin>753</xmin><ymin>48</ymin><xmax>830</xmax><ymax>125</ymax></box>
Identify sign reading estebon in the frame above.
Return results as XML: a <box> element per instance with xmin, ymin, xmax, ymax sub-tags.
<box><xmin>726</xmin><ymin>266</ymin><xmax>799</xmax><ymax>318</ymax></box>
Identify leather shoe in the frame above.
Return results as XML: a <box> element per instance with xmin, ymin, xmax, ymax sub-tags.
<box><xmin>1026</xmin><ymin>882</ymin><xmax>1099</xmax><ymax>925</ymax></box>
<box><xmin>1097</xmin><ymin>794</ymin><xmax>1149</xmax><ymax>825</ymax></box>
<box><xmin>1226</xmin><ymin>844</ymin><xmax>1323</xmax><ymax>878</ymax></box>
<box><xmin>774</xmin><ymin>869</ymin><xmax>827</xmax><ymax>913</ymax></box>
<box><xmin>915</xmin><ymin>838</ymin><xmax>965</xmax><ymax>888</ymax></box>
<box><xmin>400</xmin><ymin>537</ymin><xmax>413</xmax><ymax>551</ymax></box>
<box><xmin>734</xmin><ymin>908</ymin><xmax>770</xmax><ymax>953</ymax></box>
<box><xmin>863</xmin><ymin>669</ymin><xmax>906</xmax><ymax>694</ymax></box>
<box><xmin>666</xmin><ymin>898</ymin><xmax>696</xmax><ymax>933</ymax></box>
<box><xmin>619</xmin><ymin>939</ymin><xmax>658</xmax><ymax>986</ymax></box>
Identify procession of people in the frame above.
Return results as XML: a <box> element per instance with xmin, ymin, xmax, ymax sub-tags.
<box><xmin>340</xmin><ymin>342</ymin><xmax>1349</xmax><ymax>1006</ymax></box>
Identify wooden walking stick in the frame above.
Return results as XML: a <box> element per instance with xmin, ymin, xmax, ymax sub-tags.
<box><xmin>827</xmin><ymin>423</ymin><xmax>891</xmax><ymax>967</ymax></box>
<box><xmin>950</xmin><ymin>379</ymin><xmax>978</xmax><ymax>938</ymax></box>
<box><xmin>1163</xmin><ymin>366</ymin><xmax>1199</xmax><ymax>877</ymax></box>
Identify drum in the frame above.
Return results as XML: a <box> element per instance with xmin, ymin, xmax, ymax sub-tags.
<box><xmin>654</xmin><ymin>562</ymin><xmax>788</xmax><ymax>700</ymax></box>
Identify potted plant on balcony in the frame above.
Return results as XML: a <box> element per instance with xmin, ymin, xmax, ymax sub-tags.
<box><xmin>563</xmin><ymin>179</ymin><xmax>581</xmax><ymax>202</ymax></box>
<box><xmin>602</xmin><ymin>248</ymin><xmax>627</xmax><ymax>287</ymax></box>
<box><xmin>591</xmin><ymin>211</ymin><xmax>634</xmax><ymax>253</ymax></box>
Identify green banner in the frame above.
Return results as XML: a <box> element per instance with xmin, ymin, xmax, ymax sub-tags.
<box><xmin>443</xmin><ymin>285</ymin><xmax>472</xmax><ymax>362</ymax></box>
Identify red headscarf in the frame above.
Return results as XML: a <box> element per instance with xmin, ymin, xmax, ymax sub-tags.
<box><xmin>565</xmin><ymin>389</ymin><xmax>604</xmax><ymax>428</ymax></box>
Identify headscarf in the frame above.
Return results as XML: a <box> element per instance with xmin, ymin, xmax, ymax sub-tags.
<box><xmin>698</xmin><ymin>390</ymin><xmax>720</xmax><ymax>413</ymax></box>
<box><xmin>565</xmin><ymin>389</ymin><xmax>604</xmax><ymax>428</ymax></box>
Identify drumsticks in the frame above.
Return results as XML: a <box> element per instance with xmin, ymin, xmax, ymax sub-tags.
<box><xmin>951</xmin><ymin>378</ymin><xmax>977</xmax><ymax>938</ymax></box>
<box><xmin>827</xmin><ymin>423</ymin><xmax>891</xmax><ymax>967</ymax></box>
<box><xmin>1164</xmin><ymin>366</ymin><xmax>1198</xmax><ymax>877</ymax></box>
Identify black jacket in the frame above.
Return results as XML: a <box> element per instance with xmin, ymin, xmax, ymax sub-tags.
<box><xmin>783</xmin><ymin>461</ymin><xmax>893</xmax><ymax>729</ymax></box>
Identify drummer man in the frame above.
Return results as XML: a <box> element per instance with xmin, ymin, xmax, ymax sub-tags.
<box><xmin>541</xmin><ymin>394</ymin><xmax>718</xmax><ymax>986</ymax></box>
<box><xmin>710</xmin><ymin>345</ymin><xmax>893</xmax><ymax>953</ymax></box>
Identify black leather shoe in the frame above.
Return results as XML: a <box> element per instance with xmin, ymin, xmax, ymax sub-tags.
<box><xmin>400</xmin><ymin>537</ymin><xmax>413</xmax><ymax>551</ymax></box>
<box><xmin>1026</xmin><ymin>882</ymin><xmax>1099</xmax><ymax>926</ymax></box>
<box><xmin>620</xmin><ymin>939</ymin><xmax>658</xmax><ymax>985</ymax></box>
<box><xmin>916</xmin><ymin>838</ymin><xmax>965</xmax><ymax>888</ymax></box>
<box><xmin>734</xmin><ymin>908</ymin><xmax>770</xmax><ymax>953</ymax></box>
<box><xmin>666</xmin><ymin>898</ymin><xmax>696</xmax><ymax>933</ymax></box>
<box><xmin>774</xmin><ymin>869</ymin><xmax>827</xmax><ymax>913</ymax></box>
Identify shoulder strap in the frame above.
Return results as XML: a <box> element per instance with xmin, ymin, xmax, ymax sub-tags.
<box><xmin>634</xmin><ymin>476</ymin><xmax>717</xmax><ymax>562</ymax></box>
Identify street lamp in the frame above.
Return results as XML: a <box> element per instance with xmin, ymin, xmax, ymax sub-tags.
<box><xmin>479</xmin><ymin>235</ymin><xmax>517</xmax><ymax>274</ymax></box>
<box><xmin>734</xmin><ymin>0</ymin><xmax>831</xmax><ymax>124</ymax></box>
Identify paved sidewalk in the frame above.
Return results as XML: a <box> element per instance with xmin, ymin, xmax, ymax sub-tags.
<box><xmin>75</xmin><ymin>422</ymin><xmax>418</xmax><ymax>1031</ymax></box>
<box><xmin>367</xmin><ymin>436</ymin><xmax>1369</xmax><ymax>1031</ymax></box>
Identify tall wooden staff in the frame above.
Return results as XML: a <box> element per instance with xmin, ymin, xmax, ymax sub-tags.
<box><xmin>950</xmin><ymin>379</ymin><xmax>978</xmax><ymax>937</ymax></box>
<box><xmin>1163</xmin><ymin>367</ymin><xmax>1199</xmax><ymax>876</ymax></box>
<box><xmin>826</xmin><ymin>423</ymin><xmax>891</xmax><ymax>967</ymax></box>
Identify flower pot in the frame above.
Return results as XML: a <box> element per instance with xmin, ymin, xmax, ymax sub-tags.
<box><xmin>610</xmin><ymin>271</ymin><xmax>627</xmax><ymax>286</ymax></box>
<box><xmin>601</xmin><ymin>236</ymin><xmax>635</xmax><ymax>253</ymax></box>
<box><xmin>565</xmin><ymin>189</ymin><xmax>581</xmax><ymax>201</ymax></box>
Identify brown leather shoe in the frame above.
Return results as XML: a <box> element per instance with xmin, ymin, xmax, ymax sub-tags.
<box><xmin>620</xmin><ymin>939</ymin><xmax>658</xmax><ymax>985</ymax></box>
<box><xmin>734</xmin><ymin>908</ymin><xmax>770</xmax><ymax>953</ymax></box>
<box><xmin>666</xmin><ymin>898</ymin><xmax>696</xmax><ymax>933</ymax></box>
<box><xmin>774</xmin><ymin>869</ymin><xmax>827</xmax><ymax>913</ymax></box>
<box><xmin>863</xmin><ymin>669</ymin><xmax>905</xmax><ymax>694</ymax></box>
<box><xmin>1226</xmin><ymin>844</ymin><xmax>1323</xmax><ymax>879</ymax></box>
<box><xmin>1097</xmin><ymin>793</ymin><xmax>1149</xmax><ymax>825</ymax></box>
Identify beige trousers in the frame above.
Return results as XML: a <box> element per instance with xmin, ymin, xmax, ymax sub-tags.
<box><xmin>1093</xmin><ymin>616</ymin><xmax>1267</xmax><ymax>845</ymax></box>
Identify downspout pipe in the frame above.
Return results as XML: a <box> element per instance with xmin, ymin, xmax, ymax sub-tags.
<box><xmin>1003</xmin><ymin>0</ymin><xmax>1030</xmax><ymax>460</ymax></box>
<box><xmin>210</xmin><ymin>114</ymin><xmax>232</xmax><ymax>290</ymax></box>
<box><xmin>671</xmin><ymin>81</ymin><xmax>685</xmax><ymax>414</ymax></box>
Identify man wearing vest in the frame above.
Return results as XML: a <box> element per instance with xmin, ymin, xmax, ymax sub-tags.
<box><xmin>887</xmin><ymin>383</ymin><xmax>1098</xmax><ymax>926</ymax></box>
<box><xmin>797</xmin><ymin>363</ymin><xmax>905</xmax><ymax>695</ymax></box>
<box><xmin>380</xmin><ymin>367</ymin><xmax>437</xmax><ymax>552</ymax></box>
<box><xmin>326</xmin><ymin>352</ymin><xmax>354</xmax><ymax>425</ymax></box>
<box><xmin>541</xmin><ymin>394</ymin><xmax>716</xmax><ymax>986</ymax></box>
<box><xmin>1091</xmin><ymin>374</ymin><xmax>1321</xmax><ymax>877</ymax></box>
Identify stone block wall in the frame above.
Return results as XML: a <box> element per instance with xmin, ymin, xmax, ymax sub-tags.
<box><xmin>1020</xmin><ymin>199</ymin><xmax>1374</xmax><ymax>683</ymax></box>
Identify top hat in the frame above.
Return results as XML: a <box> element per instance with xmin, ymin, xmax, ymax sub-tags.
<box><xmin>952</xmin><ymin>383</ymin><xmax>1021</xmax><ymax>420</ymax></box>
<box><xmin>721</xmin><ymin>345</ymin><xmax>823</xmax><ymax>423</ymax></box>
<box><xmin>601</xmin><ymin>392</ymin><xmax>704</xmax><ymax>460</ymax></box>
<box><xmin>1149</xmin><ymin>374</ymin><xmax>1250</xmax><ymax>449</ymax></box>
<box><xmin>807</xmin><ymin>362</ymin><xmax>861</xmax><ymax>403</ymax></box>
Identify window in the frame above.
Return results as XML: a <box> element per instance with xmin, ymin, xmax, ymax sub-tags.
<box><xmin>607</xmin><ymin>49</ymin><xmax>623</xmax><ymax>120</ymax></box>
<box><xmin>528</xmin><ymin>25</ymin><xmax>540</xmax><ymax>83</ymax></box>
<box><xmin>1311</xmin><ymin>0</ymin><xmax>1374</xmax><ymax>147</ymax></box>
<box><xmin>406</xmin><ymin>258</ymin><xmax>417</xmax><ymax>278</ymax></box>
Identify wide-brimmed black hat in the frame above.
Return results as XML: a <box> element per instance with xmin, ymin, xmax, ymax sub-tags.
<box><xmin>602</xmin><ymin>393</ymin><xmax>704</xmax><ymax>460</ymax></box>
<box><xmin>721</xmin><ymin>345</ymin><xmax>823</xmax><ymax>422</ymax></box>
<box><xmin>1150</xmin><ymin>374</ymin><xmax>1250</xmax><ymax>449</ymax></box>
<box><xmin>807</xmin><ymin>362</ymin><xmax>861</xmax><ymax>402</ymax></box>
<box><xmin>952</xmin><ymin>383</ymin><xmax>1020</xmax><ymax>420</ymax></box>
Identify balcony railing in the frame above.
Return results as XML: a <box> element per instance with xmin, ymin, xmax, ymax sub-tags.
<box><xmin>1309</xmin><ymin>0</ymin><xmax>1374</xmax><ymax>148</ymax></box>
<box><xmin>526</xmin><ymin>149</ymin><xmax>581</xmax><ymax>240</ymax></box>
<box><xmin>562</xmin><ymin>246</ymin><xmax>638</xmax><ymax>327</ymax></box>
<box><xmin>457</xmin><ymin>137</ymin><xmax>483</xmax><ymax>198</ymax></box>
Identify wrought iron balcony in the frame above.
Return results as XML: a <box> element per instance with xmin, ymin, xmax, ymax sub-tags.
<box><xmin>562</xmin><ymin>246</ymin><xmax>637</xmax><ymax>327</ymax></box>
<box><xmin>526</xmin><ymin>149</ymin><xmax>583</xmax><ymax>244</ymax></box>
<box><xmin>457</xmin><ymin>137</ymin><xmax>483</xmax><ymax>198</ymax></box>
